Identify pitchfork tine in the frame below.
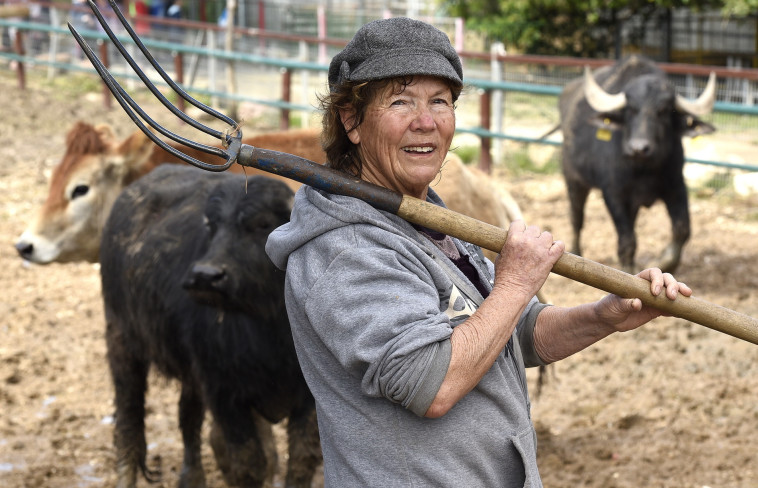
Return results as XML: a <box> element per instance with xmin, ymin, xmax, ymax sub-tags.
<box><xmin>96</xmin><ymin>0</ymin><xmax>236</xmax><ymax>130</ymax></box>
<box><xmin>67</xmin><ymin>0</ymin><xmax>242</xmax><ymax>172</ymax></box>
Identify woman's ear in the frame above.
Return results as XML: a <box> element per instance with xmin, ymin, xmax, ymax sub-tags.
<box><xmin>339</xmin><ymin>109</ymin><xmax>360</xmax><ymax>144</ymax></box>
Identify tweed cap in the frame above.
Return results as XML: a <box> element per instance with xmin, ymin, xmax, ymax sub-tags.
<box><xmin>328</xmin><ymin>17</ymin><xmax>463</xmax><ymax>90</ymax></box>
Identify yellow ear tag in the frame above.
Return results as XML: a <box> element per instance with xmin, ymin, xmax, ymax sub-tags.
<box><xmin>596</xmin><ymin>128</ymin><xmax>612</xmax><ymax>141</ymax></box>
<box><xmin>595</xmin><ymin>118</ymin><xmax>612</xmax><ymax>141</ymax></box>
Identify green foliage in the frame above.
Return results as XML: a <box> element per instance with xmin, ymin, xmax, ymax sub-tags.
<box><xmin>452</xmin><ymin>145</ymin><xmax>481</xmax><ymax>165</ymax></box>
<box><xmin>451</xmin><ymin>143</ymin><xmax>561</xmax><ymax>175</ymax></box>
<box><xmin>502</xmin><ymin>147</ymin><xmax>561</xmax><ymax>175</ymax></box>
<box><xmin>441</xmin><ymin>0</ymin><xmax>731</xmax><ymax>57</ymax></box>
<box><xmin>721</xmin><ymin>0</ymin><xmax>758</xmax><ymax>15</ymax></box>
<box><xmin>41</xmin><ymin>73</ymin><xmax>102</xmax><ymax>99</ymax></box>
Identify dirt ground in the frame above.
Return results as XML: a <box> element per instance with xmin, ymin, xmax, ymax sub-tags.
<box><xmin>1</xmin><ymin>69</ymin><xmax>757</xmax><ymax>488</ymax></box>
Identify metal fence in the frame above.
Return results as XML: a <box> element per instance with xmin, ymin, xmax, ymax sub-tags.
<box><xmin>2</xmin><ymin>2</ymin><xmax>758</xmax><ymax>188</ymax></box>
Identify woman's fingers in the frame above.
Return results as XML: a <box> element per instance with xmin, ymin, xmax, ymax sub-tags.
<box><xmin>637</xmin><ymin>267</ymin><xmax>693</xmax><ymax>300</ymax></box>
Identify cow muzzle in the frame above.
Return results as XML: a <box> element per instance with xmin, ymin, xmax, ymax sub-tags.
<box><xmin>184</xmin><ymin>263</ymin><xmax>230</xmax><ymax>303</ymax></box>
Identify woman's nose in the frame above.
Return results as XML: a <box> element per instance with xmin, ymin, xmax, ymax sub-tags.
<box><xmin>410</xmin><ymin>105</ymin><xmax>436</xmax><ymax>131</ymax></box>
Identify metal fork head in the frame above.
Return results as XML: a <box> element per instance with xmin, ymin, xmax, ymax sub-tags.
<box><xmin>67</xmin><ymin>0</ymin><xmax>241</xmax><ymax>172</ymax></box>
<box><xmin>66</xmin><ymin>0</ymin><xmax>403</xmax><ymax>214</ymax></box>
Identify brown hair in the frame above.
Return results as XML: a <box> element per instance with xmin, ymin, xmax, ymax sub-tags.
<box><xmin>318</xmin><ymin>76</ymin><xmax>462</xmax><ymax>177</ymax></box>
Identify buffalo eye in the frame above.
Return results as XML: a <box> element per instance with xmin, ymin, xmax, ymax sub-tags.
<box><xmin>603</xmin><ymin>110</ymin><xmax>623</xmax><ymax>123</ymax></box>
<box><xmin>71</xmin><ymin>185</ymin><xmax>89</xmax><ymax>199</ymax></box>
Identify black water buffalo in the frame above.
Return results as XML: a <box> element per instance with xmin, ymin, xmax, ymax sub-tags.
<box><xmin>559</xmin><ymin>55</ymin><xmax>716</xmax><ymax>273</ymax></box>
<box><xmin>100</xmin><ymin>165</ymin><xmax>321</xmax><ymax>487</ymax></box>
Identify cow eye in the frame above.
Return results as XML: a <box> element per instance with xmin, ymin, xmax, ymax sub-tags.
<box><xmin>246</xmin><ymin>215</ymin><xmax>275</xmax><ymax>233</ymax></box>
<box><xmin>203</xmin><ymin>215</ymin><xmax>217</xmax><ymax>233</ymax></box>
<box><xmin>71</xmin><ymin>185</ymin><xmax>89</xmax><ymax>199</ymax></box>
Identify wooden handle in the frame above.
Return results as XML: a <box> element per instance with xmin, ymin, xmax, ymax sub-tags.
<box><xmin>398</xmin><ymin>196</ymin><xmax>758</xmax><ymax>345</ymax></box>
<box><xmin>237</xmin><ymin>146</ymin><xmax>758</xmax><ymax>345</ymax></box>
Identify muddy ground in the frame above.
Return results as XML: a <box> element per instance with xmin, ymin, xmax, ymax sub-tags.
<box><xmin>1</xmin><ymin>69</ymin><xmax>757</xmax><ymax>488</ymax></box>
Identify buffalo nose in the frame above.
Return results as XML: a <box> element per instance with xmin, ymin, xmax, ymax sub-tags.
<box><xmin>627</xmin><ymin>137</ymin><xmax>651</xmax><ymax>158</ymax></box>
<box><xmin>185</xmin><ymin>263</ymin><xmax>226</xmax><ymax>290</ymax></box>
<box><xmin>15</xmin><ymin>240</ymin><xmax>33</xmax><ymax>259</ymax></box>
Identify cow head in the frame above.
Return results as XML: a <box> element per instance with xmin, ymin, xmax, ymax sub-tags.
<box><xmin>583</xmin><ymin>66</ymin><xmax>716</xmax><ymax>161</ymax></box>
<box><xmin>183</xmin><ymin>177</ymin><xmax>294</xmax><ymax>316</ymax></box>
<box><xmin>14</xmin><ymin>122</ymin><xmax>155</xmax><ymax>263</ymax></box>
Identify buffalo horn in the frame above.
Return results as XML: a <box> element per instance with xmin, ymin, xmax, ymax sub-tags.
<box><xmin>583</xmin><ymin>66</ymin><xmax>627</xmax><ymax>113</ymax></box>
<box><xmin>675</xmin><ymin>72</ymin><xmax>717</xmax><ymax>116</ymax></box>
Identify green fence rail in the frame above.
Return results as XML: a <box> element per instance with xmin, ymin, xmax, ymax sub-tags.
<box><xmin>2</xmin><ymin>17</ymin><xmax>757</xmax><ymax>175</ymax></box>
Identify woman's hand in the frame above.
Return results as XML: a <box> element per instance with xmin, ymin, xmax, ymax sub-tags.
<box><xmin>493</xmin><ymin>220</ymin><xmax>564</xmax><ymax>300</ymax></box>
<box><xmin>594</xmin><ymin>267</ymin><xmax>693</xmax><ymax>333</ymax></box>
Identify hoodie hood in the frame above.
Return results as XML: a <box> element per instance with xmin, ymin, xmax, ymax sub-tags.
<box><xmin>266</xmin><ymin>185</ymin><xmax>438</xmax><ymax>271</ymax></box>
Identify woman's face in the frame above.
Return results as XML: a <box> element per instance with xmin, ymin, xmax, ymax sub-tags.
<box><xmin>342</xmin><ymin>76</ymin><xmax>456</xmax><ymax>199</ymax></box>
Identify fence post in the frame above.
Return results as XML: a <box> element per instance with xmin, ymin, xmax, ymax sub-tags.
<box><xmin>98</xmin><ymin>39</ymin><xmax>112</xmax><ymax>108</ymax></box>
<box><xmin>174</xmin><ymin>51</ymin><xmax>185</xmax><ymax>112</ymax></box>
<box><xmin>207</xmin><ymin>29</ymin><xmax>218</xmax><ymax>108</ymax></box>
<box><xmin>454</xmin><ymin>17</ymin><xmax>464</xmax><ymax>52</ymax></box>
<box><xmin>317</xmin><ymin>5</ymin><xmax>326</xmax><ymax>65</ymax></box>
<box><xmin>14</xmin><ymin>28</ymin><xmax>25</xmax><ymax>90</ymax></box>
<box><xmin>258</xmin><ymin>0</ymin><xmax>265</xmax><ymax>53</ymax></box>
<box><xmin>491</xmin><ymin>42</ymin><xmax>505</xmax><ymax>168</ymax></box>
<box><xmin>280</xmin><ymin>68</ymin><xmax>291</xmax><ymax>130</ymax></box>
<box><xmin>47</xmin><ymin>8</ymin><xmax>61</xmax><ymax>79</ymax></box>
<box><xmin>299</xmin><ymin>39</ymin><xmax>310</xmax><ymax>128</ymax></box>
<box><xmin>479</xmin><ymin>89</ymin><xmax>492</xmax><ymax>173</ymax></box>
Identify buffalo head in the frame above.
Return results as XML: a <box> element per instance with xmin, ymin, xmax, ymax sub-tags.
<box><xmin>582</xmin><ymin>65</ymin><xmax>717</xmax><ymax>161</ymax></box>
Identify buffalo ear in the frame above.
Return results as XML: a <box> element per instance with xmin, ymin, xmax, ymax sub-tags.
<box><xmin>680</xmin><ymin>115</ymin><xmax>716</xmax><ymax>138</ymax></box>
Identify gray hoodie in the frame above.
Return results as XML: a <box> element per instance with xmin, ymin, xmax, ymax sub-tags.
<box><xmin>266</xmin><ymin>185</ymin><xmax>549</xmax><ymax>488</ymax></box>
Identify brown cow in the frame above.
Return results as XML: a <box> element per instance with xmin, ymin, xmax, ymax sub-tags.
<box><xmin>15</xmin><ymin>122</ymin><xmax>526</xmax><ymax>265</ymax></box>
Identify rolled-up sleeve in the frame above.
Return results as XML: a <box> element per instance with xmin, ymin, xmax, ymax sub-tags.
<box><xmin>516</xmin><ymin>298</ymin><xmax>551</xmax><ymax>368</ymax></box>
<box><xmin>396</xmin><ymin>338</ymin><xmax>451</xmax><ymax>416</ymax></box>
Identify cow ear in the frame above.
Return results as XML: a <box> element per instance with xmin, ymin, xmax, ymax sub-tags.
<box><xmin>680</xmin><ymin>115</ymin><xmax>716</xmax><ymax>138</ymax></box>
<box><xmin>94</xmin><ymin>124</ymin><xmax>118</xmax><ymax>145</ymax></box>
<box><xmin>117</xmin><ymin>130</ymin><xmax>157</xmax><ymax>170</ymax></box>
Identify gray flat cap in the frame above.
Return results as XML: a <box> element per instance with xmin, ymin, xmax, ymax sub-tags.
<box><xmin>328</xmin><ymin>17</ymin><xmax>463</xmax><ymax>90</ymax></box>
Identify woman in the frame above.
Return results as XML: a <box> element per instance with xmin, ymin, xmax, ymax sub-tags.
<box><xmin>265</xmin><ymin>17</ymin><xmax>691</xmax><ymax>487</ymax></box>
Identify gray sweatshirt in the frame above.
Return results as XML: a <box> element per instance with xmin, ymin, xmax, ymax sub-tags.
<box><xmin>266</xmin><ymin>185</ymin><xmax>549</xmax><ymax>488</ymax></box>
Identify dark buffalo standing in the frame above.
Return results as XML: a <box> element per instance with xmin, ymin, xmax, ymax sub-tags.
<box><xmin>100</xmin><ymin>165</ymin><xmax>320</xmax><ymax>487</ymax></box>
<box><xmin>559</xmin><ymin>55</ymin><xmax>716</xmax><ymax>273</ymax></box>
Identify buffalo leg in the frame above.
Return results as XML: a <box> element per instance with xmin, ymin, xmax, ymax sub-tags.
<box><xmin>208</xmin><ymin>400</ymin><xmax>276</xmax><ymax>487</ymax></box>
<box><xmin>659</xmin><ymin>180</ymin><xmax>691</xmax><ymax>273</ymax></box>
<box><xmin>177</xmin><ymin>380</ymin><xmax>206</xmax><ymax>488</ymax></box>
<box><xmin>107</xmin><ymin>319</ymin><xmax>156</xmax><ymax>488</ymax></box>
<box><xmin>603</xmin><ymin>191</ymin><xmax>638</xmax><ymax>273</ymax></box>
<box><xmin>284</xmin><ymin>402</ymin><xmax>321</xmax><ymax>488</ymax></box>
<box><xmin>565</xmin><ymin>178</ymin><xmax>591</xmax><ymax>256</ymax></box>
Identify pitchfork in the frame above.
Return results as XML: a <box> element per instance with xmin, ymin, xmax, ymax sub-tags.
<box><xmin>68</xmin><ymin>0</ymin><xmax>758</xmax><ymax>345</ymax></box>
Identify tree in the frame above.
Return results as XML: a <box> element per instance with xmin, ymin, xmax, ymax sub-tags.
<box><xmin>442</xmin><ymin>0</ymin><xmax>731</xmax><ymax>58</ymax></box>
<box><xmin>721</xmin><ymin>0</ymin><xmax>758</xmax><ymax>14</ymax></box>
